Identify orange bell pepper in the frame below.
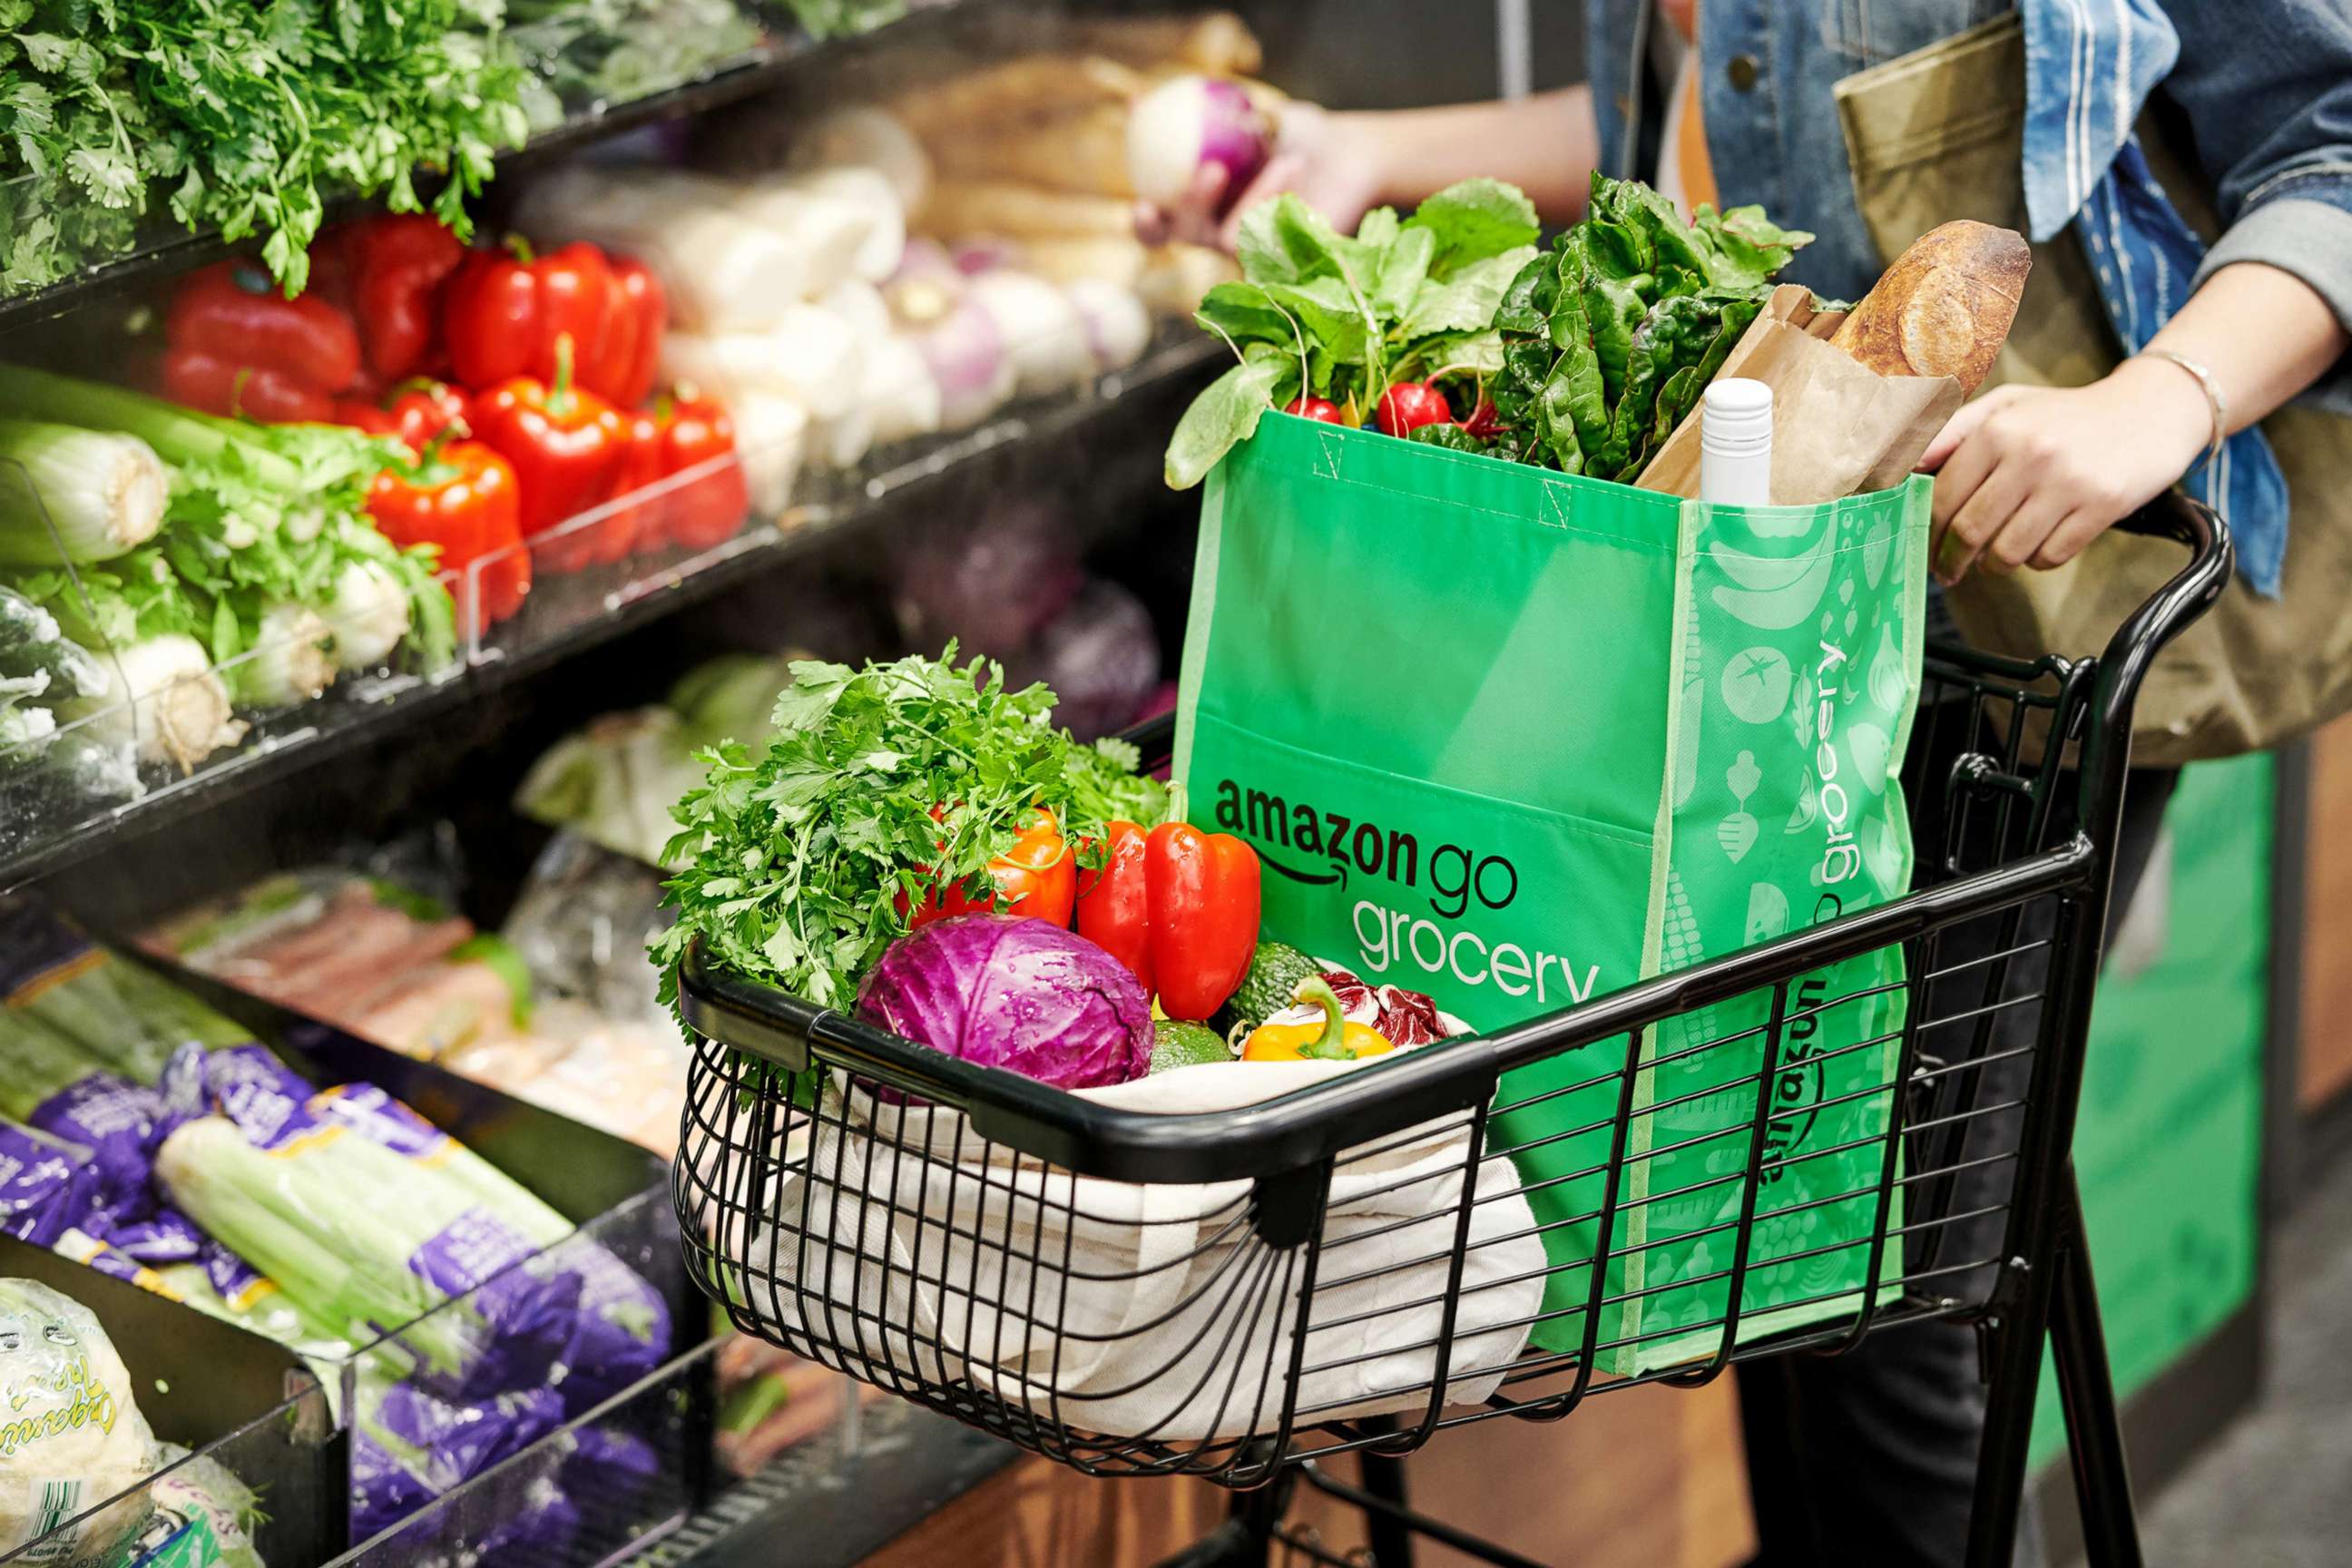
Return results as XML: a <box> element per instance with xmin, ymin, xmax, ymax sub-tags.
<box><xmin>908</xmin><ymin>806</ymin><xmax>1076</xmax><ymax>928</ymax></box>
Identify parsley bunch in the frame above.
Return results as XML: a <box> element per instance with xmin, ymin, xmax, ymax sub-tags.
<box><xmin>0</xmin><ymin>0</ymin><xmax>531</xmax><ymax>299</ymax></box>
<box><xmin>653</xmin><ymin>649</ymin><xmax>1169</xmax><ymax>1012</ymax></box>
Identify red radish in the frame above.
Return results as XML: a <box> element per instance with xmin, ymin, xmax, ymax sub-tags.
<box><xmin>1376</xmin><ymin>381</ymin><xmax>1453</xmax><ymax>436</ymax></box>
<box><xmin>1285</xmin><ymin>396</ymin><xmax>1343</xmax><ymax>424</ymax></box>
<box><xmin>1126</xmin><ymin>76</ymin><xmax>1274</xmax><ymax>210</ymax></box>
<box><xmin>1465</xmin><ymin>398</ymin><xmax>1504</xmax><ymax>438</ymax></box>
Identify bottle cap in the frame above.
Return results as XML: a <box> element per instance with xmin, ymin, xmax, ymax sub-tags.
<box><xmin>1700</xmin><ymin>378</ymin><xmax>1774</xmax><ymax>455</ymax></box>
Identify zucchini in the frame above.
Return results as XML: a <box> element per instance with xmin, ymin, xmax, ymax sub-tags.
<box><xmin>1150</xmin><ymin>1020</ymin><xmax>1234</xmax><ymax>1074</ymax></box>
<box><xmin>1212</xmin><ymin>941</ymin><xmax>1322</xmax><ymax>1036</ymax></box>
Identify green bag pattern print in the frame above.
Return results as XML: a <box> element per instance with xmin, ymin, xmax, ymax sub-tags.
<box><xmin>1173</xmin><ymin>412</ymin><xmax>1929</xmax><ymax>1370</ymax></box>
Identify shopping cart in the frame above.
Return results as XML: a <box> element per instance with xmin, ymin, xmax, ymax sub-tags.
<box><xmin>674</xmin><ymin>493</ymin><xmax>2229</xmax><ymax>1568</ymax></box>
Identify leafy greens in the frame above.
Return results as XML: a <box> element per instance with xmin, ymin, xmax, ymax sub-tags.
<box><xmin>1487</xmin><ymin>175</ymin><xmax>1810</xmax><ymax>480</ymax></box>
<box><xmin>1163</xmin><ymin>179</ymin><xmax>1541</xmax><ymax>488</ymax></box>
<box><xmin>653</xmin><ymin>649</ymin><xmax>1168</xmax><ymax>1013</ymax></box>
<box><xmin>0</xmin><ymin>0</ymin><xmax>531</xmax><ymax>299</ymax></box>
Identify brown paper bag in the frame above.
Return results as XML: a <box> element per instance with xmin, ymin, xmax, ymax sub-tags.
<box><xmin>1635</xmin><ymin>285</ymin><xmax>1963</xmax><ymax>504</ymax></box>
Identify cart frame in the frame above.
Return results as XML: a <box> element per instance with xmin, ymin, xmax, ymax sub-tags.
<box><xmin>676</xmin><ymin>493</ymin><xmax>2230</xmax><ymax>1568</ymax></box>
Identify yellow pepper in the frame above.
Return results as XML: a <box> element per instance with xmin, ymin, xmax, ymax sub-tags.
<box><xmin>1242</xmin><ymin>976</ymin><xmax>1395</xmax><ymax>1063</ymax></box>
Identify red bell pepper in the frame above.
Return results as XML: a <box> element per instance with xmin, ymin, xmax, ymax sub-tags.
<box><xmin>468</xmin><ymin>334</ymin><xmax>628</xmax><ymax>571</ymax></box>
<box><xmin>612</xmin><ymin>406</ymin><xmax>667</xmax><ymax>559</ymax></box>
<box><xmin>343</xmin><ymin>214</ymin><xmax>466</xmax><ymax>383</ymax></box>
<box><xmin>594</xmin><ymin>257</ymin><xmax>666</xmax><ymax>409</ymax></box>
<box><xmin>907</xmin><ymin>807</ymin><xmax>1077</xmax><ymax>929</ymax></box>
<box><xmin>1076</xmin><ymin>820</ymin><xmax>1261</xmax><ymax>1020</ymax></box>
<box><xmin>631</xmin><ymin>389</ymin><xmax>750</xmax><ymax>552</ymax></box>
<box><xmin>162</xmin><ymin>260</ymin><xmax>361</xmax><ymax>420</ymax></box>
<box><xmin>365</xmin><ymin>435</ymin><xmax>529</xmax><ymax>628</ymax></box>
<box><xmin>165</xmin><ymin>352</ymin><xmax>336</xmax><ymax>424</ymax></box>
<box><xmin>444</xmin><ymin>237</ymin><xmax>615</xmax><ymax>392</ymax></box>
<box><xmin>338</xmin><ymin>380</ymin><xmax>472</xmax><ymax>455</ymax></box>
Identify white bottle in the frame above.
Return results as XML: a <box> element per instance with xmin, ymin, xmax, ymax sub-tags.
<box><xmin>1700</xmin><ymin>377</ymin><xmax>1774</xmax><ymax>506</ymax></box>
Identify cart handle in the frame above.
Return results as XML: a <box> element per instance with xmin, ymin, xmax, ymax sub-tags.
<box><xmin>2075</xmin><ymin>490</ymin><xmax>2231</xmax><ymax>857</ymax></box>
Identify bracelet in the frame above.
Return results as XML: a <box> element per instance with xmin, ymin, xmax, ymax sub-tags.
<box><xmin>2134</xmin><ymin>348</ymin><xmax>2229</xmax><ymax>466</ymax></box>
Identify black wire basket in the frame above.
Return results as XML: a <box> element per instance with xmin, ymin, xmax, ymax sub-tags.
<box><xmin>673</xmin><ymin>496</ymin><xmax>2227</xmax><ymax>1566</ymax></box>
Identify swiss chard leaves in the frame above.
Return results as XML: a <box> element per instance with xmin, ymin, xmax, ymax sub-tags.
<box><xmin>1488</xmin><ymin>173</ymin><xmax>1809</xmax><ymax>482</ymax></box>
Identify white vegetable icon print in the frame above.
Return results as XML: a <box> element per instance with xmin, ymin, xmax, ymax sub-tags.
<box><xmin>1719</xmin><ymin>750</ymin><xmax>1762</xmax><ymax>863</ymax></box>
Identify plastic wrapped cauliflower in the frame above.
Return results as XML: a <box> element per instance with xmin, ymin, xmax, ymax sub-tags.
<box><xmin>0</xmin><ymin>1278</ymin><xmax>159</xmax><ymax>1562</ymax></box>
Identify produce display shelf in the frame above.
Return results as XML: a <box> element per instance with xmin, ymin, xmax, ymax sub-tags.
<box><xmin>0</xmin><ymin>0</ymin><xmax>992</xmax><ymax>338</ymax></box>
<box><xmin>0</xmin><ymin>334</ymin><xmax>1224</xmax><ymax>895</ymax></box>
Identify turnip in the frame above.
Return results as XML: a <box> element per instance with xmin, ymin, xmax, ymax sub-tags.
<box><xmin>966</xmin><ymin>270</ymin><xmax>1093</xmax><ymax>396</ymax></box>
<box><xmin>883</xmin><ymin>240</ymin><xmax>965</xmax><ymax>328</ymax></box>
<box><xmin>863</xmin><ymin>336</ymin><xmax>945</xmax><ymax>446</ymax></box>
<box><xmin>1125</xmin><ymin>75</ymin><xmax>1273</xmax><ymax>210</ymax></box>
<box><xmin>1063</xmin><ymin>279</ymin><xmax>1152</xmax><ymax>373</ymax></box>
<box><xmin>916</xmin><ymin>299</ymin><xmax>1016</xmax><ymax>430</ymax></box>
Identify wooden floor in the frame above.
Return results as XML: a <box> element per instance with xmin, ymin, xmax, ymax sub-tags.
<box><xmin>860</xmin><ymin>1379</ymin><xmax>1755</xmax><ymax>1568</ymax></box>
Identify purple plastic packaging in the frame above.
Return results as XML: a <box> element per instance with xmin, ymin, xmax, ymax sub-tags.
<box><xmin>0</xmin><ymin>1124</ymin><xmax>104</xmax><ymax>1248</ymax></box>
<box><xmin>352</xmin><ymin>1383</ymin><xmax>567</xmax><ymax>1540</ymax></box>
<box><xmin>547</xmin><ymin>1241</ymin><xmax>671</xmax><ymax>1412</ymax></box>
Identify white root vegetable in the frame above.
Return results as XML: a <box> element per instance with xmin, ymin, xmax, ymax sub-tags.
<box><xmin>321</xmin><ymin>558</ymin><xmax>413</xmax><ymax>671</ymax></box>
<box><xmin>1018</xmin><ymin>235</ymin><xmax>1150</xmax><ymax>289</ymax></box>
<box><xmin>882</xmin><ymin>239</ymin><xmax>965</xmax><ymax>327</ymax></box>
<box><xmin>660</xmin><ymin>305</ymin><xmax>862</xmax><ymax>420</ymax></box>
<box><xmin>776</xmin><ymin>167</ymin><xmax>906</xmax><ymax>283</ymax></box>
<box><xmin>916</xmin><ymin>181</ymin><xmax>1138</xmax><ymax>240</ymax></box>
<box><xmin>1125</xmin><ymin>74</ymin><xmax>1274</xmax><ymax>209</ymax></box>
<box><xmin>925</xmin><ymin>103</ymin><xmax>1138</xmax><ymax>198</ymax></box>
<box><xmin>789</xmin><ymin>107</ymin><xmax>932</xmax><ymax>215</ymax></box>
<box><xmin>916</xmin><ymin>299</ymin><xmax>1017</xmax><ymax>430</ymax></box>
<box><xmin>967</xmin><ymin>271</ymin><xmax>1094</xmax><ymax>395</ymax></box>
<box><xmin>862</xmin><ymin>336</ymin><xmax>945</xmax><ymax>446</ymax></box>
<box><xmin>726</xmin><ymin>394</ymin><xmax>809</xmax><ymax>515</ymax></box>
<box><xmin>514</xmin><ymin>168</ymin><xmax>818</xmax><ymax>332</ymax></box>
<box><xmin>1064</xmin><ymin>279</ymin><xmax>1152</xmax><ymax>372</ymax></box>
<box><xmin>64</xmin><ymin>632</ymin><xmax>246</xmax><ymax>771</ymax></box>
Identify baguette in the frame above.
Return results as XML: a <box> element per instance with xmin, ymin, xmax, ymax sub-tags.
<box><xmin>1829</xmin><ymin>220</ymin><xmax>2030</xmax><ymax>394</ymax></box>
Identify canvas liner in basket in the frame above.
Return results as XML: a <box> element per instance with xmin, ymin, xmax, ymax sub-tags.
<box><xmin>1173</xmin><ymin>413</ymin><xmax>1930</xmax><ymax>1370</ymax></box>
<box><xmin>739</xmin><ymin>1049</ymin><xmax>1544</xmax><ymax>1444</ymax></box>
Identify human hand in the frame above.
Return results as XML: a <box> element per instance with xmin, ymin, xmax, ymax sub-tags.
<box><xmin>1133</xmin><ymin>100</ymin><xmax>1386</xmax><ymax>253</ymax></box>
<box><xmin>1916</xmin><ymin>358</ymin><xmax>2212</xmax><ymax>584</ymax></box>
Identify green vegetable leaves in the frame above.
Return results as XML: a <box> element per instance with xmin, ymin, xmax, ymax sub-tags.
<box><xmin>0</xmin><ymin>0</ymin><xmax>532</xmax><ymax>299</ymax></box>
<box><xmin>1489</xmin><ymin>174</ymin><xmax>1808</xmax><ymax>481</ymax></box>
<box><xmin>1166</xmin><ymin>179</ymin><xmax>1541</xmax><ymax>488</ymax></box>
<box><xmin>1164</xmin><ymin>348</ymin><xmax>1296</xmax><ymax>491</ymax></box>
<box><xmin>653</xmin><ymin>648</ymin><xmax>1167</xmax><ymax>1014</ymax></box>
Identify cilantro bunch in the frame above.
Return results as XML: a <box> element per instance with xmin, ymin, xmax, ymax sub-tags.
<box><xmin>653</xmin><ymin>649</ymin><xmax>1169</xmax><ymax>1012</ymax></box>
<box><xmin>1162</xmin><ymin>179</ymin><xmax>1542</xmax><ymax>489</ymax></box>
<box><xmin>0</xmin><ymin>0</ymin><xmax>531</xmax><ymax>299</ymax></box>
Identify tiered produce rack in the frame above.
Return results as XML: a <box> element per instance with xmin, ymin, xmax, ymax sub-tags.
<box><xmin>0</xmin><ymin>2</ymin><xmax>1248</xmax><ymax>1563</ymax></box>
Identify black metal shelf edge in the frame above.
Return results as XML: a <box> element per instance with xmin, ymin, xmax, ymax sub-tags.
<box><xmin>0</xmin><ymin>335</ymin><xmax>1223</xmax><ymax>895</ymax></box>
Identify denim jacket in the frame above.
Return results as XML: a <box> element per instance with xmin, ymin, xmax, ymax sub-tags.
<box><xmin>1584</xmin><ymin>0</ymin><xmax>2352</xmax><ymax>594</ymax></box>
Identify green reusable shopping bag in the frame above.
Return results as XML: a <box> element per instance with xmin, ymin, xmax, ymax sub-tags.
<box><xmin>1173</xmin><ymin>412</ymin><xmax>1930</xmax><ymax>1369</ymax></box>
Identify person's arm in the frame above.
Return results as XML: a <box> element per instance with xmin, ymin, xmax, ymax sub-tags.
<box><xmin>1137</xmin><ymin>87</ymin><xmax>1598</xmax><ymax>251</ymax></box>
<box><xmin>1924</xmin><ymin>0</ymin><xmax>2352</xmax><ymax>583</ymax></box>
<box><xmin>1922</xmin><ymin>262</ymin><xmax>2350</xmax><ymax>583</ymax></box>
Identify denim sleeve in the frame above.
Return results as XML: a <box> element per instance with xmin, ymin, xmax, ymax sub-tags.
<box><xmin>2158</xmin><ymin>0</ymin><xmax>2352</xmax><ymax>408</ymax></box>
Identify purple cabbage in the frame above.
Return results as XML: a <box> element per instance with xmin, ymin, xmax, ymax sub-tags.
<box><xmin>857</xmin><ymin>915</ymin><xmax>1151</xmax><ymax>1091</ymax></box>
